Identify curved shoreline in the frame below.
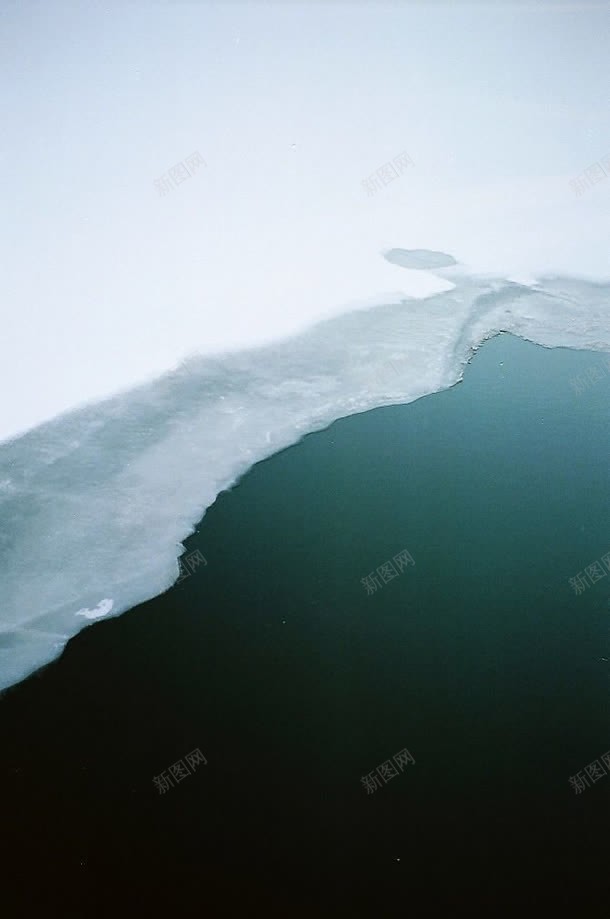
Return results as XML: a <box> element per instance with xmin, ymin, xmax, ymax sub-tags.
<box><xmin>0</xmin><ymin>254</ymin><xmax>609</xmax><ymax>692</ymax></box>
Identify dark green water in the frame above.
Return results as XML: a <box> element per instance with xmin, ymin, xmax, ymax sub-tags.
<box><xmin>2</xmin><ymin>334</ymin><xmax>609</xmax><ymax>916</ymax></box>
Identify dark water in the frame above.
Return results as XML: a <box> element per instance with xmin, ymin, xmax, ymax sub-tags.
<box><xmin>2</xmin><ymin>334</ymin><xmax>609</xmax><ymax>916</ymax></box>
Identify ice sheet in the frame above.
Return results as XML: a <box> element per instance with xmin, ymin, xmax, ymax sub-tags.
<box><xmin>0</xmin><ymin>251</ymin><xmax>608</xmax><ymax>692</ymax></box>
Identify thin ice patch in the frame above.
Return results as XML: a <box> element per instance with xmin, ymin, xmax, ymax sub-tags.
<box><xmin>383</xmin><ymin>248</ymin><xmax>458</xmax><ymax>270</ymax></box>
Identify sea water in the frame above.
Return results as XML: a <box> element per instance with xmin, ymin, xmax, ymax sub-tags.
<box><xmin>1</xmin><ymin>332</ymin><xmax>608</xmax><ymax>912</ymax></box>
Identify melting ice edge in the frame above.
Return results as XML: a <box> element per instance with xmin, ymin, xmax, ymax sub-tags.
<box><xmin>0</xmin><ymin>249</ymin><xmax>609</xmax><ymax>692</ymax></box>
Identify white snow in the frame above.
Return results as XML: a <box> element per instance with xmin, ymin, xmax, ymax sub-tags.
<box><xmin>1</xmin><ymin>2</ymin><xmax>609</xmax><ymax>443</ymax></box>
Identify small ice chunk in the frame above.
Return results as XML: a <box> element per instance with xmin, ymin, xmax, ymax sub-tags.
<box><xmin>75</xmin><ymin>598</ymin><xmax>114</xmax><ymax>620</ymax></box>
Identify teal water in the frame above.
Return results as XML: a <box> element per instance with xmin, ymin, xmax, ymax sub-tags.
<box><xmin>2</xmin><ymin>333</ymin><xmax>609</xmax><ymax>915</ymax></box>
